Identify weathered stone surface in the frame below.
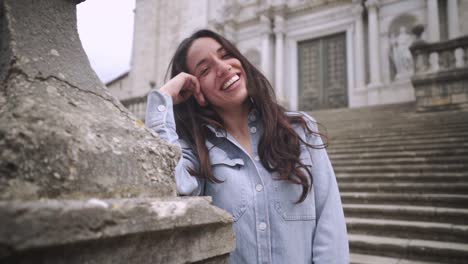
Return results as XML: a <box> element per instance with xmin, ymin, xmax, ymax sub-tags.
<box><xmin>0</xmin><ymin>1</ymin><xmax>236</xmax><ymax>263</ymax></box>
<box><xmin>0</xmin><ymin>0</ymin><xmax>179</xmax><ymax>200</ymax></box>
<box><xmin>0</xmin><ymin>196</ymin><xmax>235</xmax><ymax>263</ymax></box>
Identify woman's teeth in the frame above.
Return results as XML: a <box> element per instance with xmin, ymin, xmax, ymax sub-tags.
<box><xmin>222</xmin><ymin>75</ymin><xmax>240</xmax><ymax>90</ymax></box>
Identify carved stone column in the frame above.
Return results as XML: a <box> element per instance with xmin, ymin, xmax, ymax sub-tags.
<box><xmin>0</xmin><ymin>0</ymin><xmax>235</xmax><ymax>262</ymax></box>
<box><xmin>427</xmin><ymin>0</ymin><xmax>440</xmax><ymax>42</ymax></box>
<box><xmin>224</xmin><ymin>20</ymin><xmax>237</xmax><ymax>44</ymax></box>
<box><xmin>259</xmin><ymin>14</ymin><xmax>273</xmax><ymax>82</ymax></box>
<box><xmin>352</xmin><ymin>2</ymin><xmax>366</xmax><ymax>91</ymax></box>
<box><xmin>274</xmin><ymin>11</ymin><xmax>286</xmax><ymax>103</ymax></box>
<box><xmin>365</xmin><ymin>0</ymin><xmax>383</xmax><ymax>89</ymax></box>
<box><xmin>447</xmin><ymin>0</ymin><xmax>460</xmax><ymax>39</ymax></box>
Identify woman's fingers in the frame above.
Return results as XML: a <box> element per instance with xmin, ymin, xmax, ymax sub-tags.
<box><xmin>159</xmin><ymin>72</ymin><xmax>206</xmax><ymax>106</ymax></box>
<box><xmin>185</xmin><ymin>74</ymin><xmax>206</xmax><ymax>106</ymax></box>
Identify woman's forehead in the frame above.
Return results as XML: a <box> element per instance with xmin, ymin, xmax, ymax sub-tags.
<box><xmin>187</xmin><ymin>37</ymin><xmax>222</xmax><ymax>70</ymax></box>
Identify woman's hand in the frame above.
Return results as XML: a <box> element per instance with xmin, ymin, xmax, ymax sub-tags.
<box><xmin>159</xmin><ymin>72</ymin><xmax>207</xmax><ymax>106</ymax></box>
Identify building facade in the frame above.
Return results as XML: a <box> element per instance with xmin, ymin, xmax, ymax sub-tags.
<box><xmin>107</xmin><ymin>0</ymin><xmax>468</xmax><ymax>119</ymax></box>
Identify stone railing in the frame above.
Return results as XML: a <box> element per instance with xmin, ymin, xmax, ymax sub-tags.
<box><xmin>121</xmin><ymin>95</ymin><xmax>148</xmax><ymax>121</ymax></box>
<box><xmin>410</xmin><ymin>36</ymin><xmax>468</xmax><ymax>110</ymax></box>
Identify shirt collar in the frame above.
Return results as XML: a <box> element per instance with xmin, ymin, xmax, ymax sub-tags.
<box><xmin>203</xmin><ymin>107</ymin><xmax>259</xmax><ymax>138</ymax></box>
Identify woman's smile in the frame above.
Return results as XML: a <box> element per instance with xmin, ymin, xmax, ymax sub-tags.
<box><xmin>221</xmin><ymin>74</ymin><xmax>240</xmax><ymax>91</ymax></box>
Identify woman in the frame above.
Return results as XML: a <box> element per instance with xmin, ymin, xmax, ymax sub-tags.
<box><xmin>146</xmin><ymin>29</ymin><xmax>348</xmax><ymax>263</ymax></box>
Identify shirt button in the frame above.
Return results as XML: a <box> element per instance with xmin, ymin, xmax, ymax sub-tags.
<box><xmin>249</xmin><ymin>114</ymin><xmax>256</xmax><ymax>122</ymax></box>
<box><xmin>157</xmin><ymin>105</ymin><xmax>166</xmax><ymax>112</ymax></box>
<box><xmin>250</xmin><ymin>127</ymin><xmax>257</xmax><ymax>133</ymax></box>
<box><xmin>258</xmin><ymin>222</ymin><xmax>267</xmax><ymax>231</ymax></box>
<box><xmin>255</xmin><ymin>184</ymin><xmax>263</xmax><ymax>192</ymax></box>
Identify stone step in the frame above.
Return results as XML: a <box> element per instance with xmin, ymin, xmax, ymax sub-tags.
<box><xmin>341</xmin><ymin>192</ymin><xmax>468</xmax><ymax>208</ymax></box>
<box><xmin>329</xmin><ymin>136</ymin><xmax>468</xmax><ymax>149</ymax></box>
<box><xmin>350</xmin><ymin>253</ymin><xmax>442</xmax><ymax>264</ymax></box>
<box><xmin>328</xmin><ymin>138</ymin><xmax>468</xmax><ymax>150</ymax></box>
<box><xmin>329</xmin><ymin>131</ymin><xmax>468</xmax><ymax>144</ymax></box>
<box><xmin>324</xmin><ymin>123</ymin><xmax>468</xmax><ymax>140</ymax></box>
<box><xmin>311</xmin><ymin>107</ymin><xmax>467</xmax><ymax>120</ymax></box>
<box><xmin>346</xmin><ymin>217</ymin><xmax>468</xmax><ymax>243</ymax></box>
<box><xmin>320</xmin><ymin>123</ymin><xmax>468</xmax><ymax>135</ymax></box>
<box><xmin>330</xmin><ymin>149</ymin><xmax>468</xmax><ymax>160</ymax></box>
<box><xmin>348</xmin><ymin>234</ymin><xmax>468</xmax><ymax>263</ymax></box>
<box><xmin>339</xmin><ymin>182</ymin><xmax>468</xmax><ymax>194</ymax></box>
<box><xmin>328</xmin><ymin>142</ymin><xmax>468</xmax><ymax>154</ymax></box>
<box><xmin>333</xmin><ymin>163</ymin><xmax>468</xmax><ymax>173</ymax></box>
<box><xmin>331</xmin><ymin>155</ymin><xmax>468</xmax><ymax>166</ymax></box>
<box><xmin>343</xmin><ymin>204</ymin><xmax>468</xmax><ymax>225</ymax></box>
<box><xmin>337</xmin><ymin>172</ymin><xmax>468</xmax><ymax>183</ymax></box>
<box><xmin>309</xmin><ymin>101</ymin><xmax>416</xmax><ymax>114</ymax></box>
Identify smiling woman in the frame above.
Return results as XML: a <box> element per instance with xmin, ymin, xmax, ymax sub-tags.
<box><xmin>145</xmin><ymin>29</ymin><xmax>349</xmax><ymax>264</ymax></box>
<box><xmin>76</xmin><ymin>0</ymin><xmax>134</xmax><ymax>83</ymax></box>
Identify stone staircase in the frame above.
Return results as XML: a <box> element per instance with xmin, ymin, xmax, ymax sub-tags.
<box><xmin>309</xmin><ymin>102</ymin><xmax>468</xmax><ymax>264</ymax></box>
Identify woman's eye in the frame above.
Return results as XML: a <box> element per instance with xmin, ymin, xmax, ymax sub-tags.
<box><xmin>222</xmin><ymin>53</ymin><xmax>232</xmax><ymax>59</ymax></box>
<box><xmin>200</xmin><ymin>68</ymin><xmax>209</xmax><ymax>76</ymax></box>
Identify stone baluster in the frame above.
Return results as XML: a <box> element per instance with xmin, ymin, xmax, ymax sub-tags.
<box><xmin>429</xmin><ymin>51</ymin><xmax>440</xmax><ymax>72</ymax></box>
<box><xmin>454</xmin><ymin>48</ymin><xmax>464</xmax><ymax>68</ymax></box>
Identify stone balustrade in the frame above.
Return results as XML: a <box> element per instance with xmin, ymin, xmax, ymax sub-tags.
<box><xmin>121</xmin><ymin>95</ymin><xmax>148</xmax><ymax>121</ymax></box>
<box><xmin>410</xmin><ymin>36</ymin><xmax>468</xmax><ymax>110</ymax></box>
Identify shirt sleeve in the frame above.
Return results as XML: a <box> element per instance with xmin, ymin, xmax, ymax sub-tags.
<box><xmin>145</xmin><ymin>89</ymin><xmax>205</xmax><ymax>196</ymax></box>
<box><xmin>302</xmin><ymin>112</ymin><xmax>349</xmax><ymax>264</ymax></box>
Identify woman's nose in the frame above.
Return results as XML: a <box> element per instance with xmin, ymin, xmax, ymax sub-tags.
<box><xmin>216</xmin><ymin>60</ymin><xmax>231</xmax><ymax>77</ymax></box>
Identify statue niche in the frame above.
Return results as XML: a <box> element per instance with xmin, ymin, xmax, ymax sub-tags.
<box><xmin>388</xmin><ymin>14</ymin><xmax>418</xmax><ymax>81</ymax></box>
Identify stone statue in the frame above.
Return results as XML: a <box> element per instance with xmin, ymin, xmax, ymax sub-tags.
<box><xmin>390</xmin><ymin>26</ymin><xmax>415</xmax><ymax>79</ymax></box>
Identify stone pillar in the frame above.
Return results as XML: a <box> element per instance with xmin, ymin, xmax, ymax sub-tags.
<box><xmin>224</xmin><ymin>20</ymin><xmax>237</xmax><ymax>44</ymax></box>
<box><xmin>274</xmin><ymin>12</ymin><xmax>286</xmax><ymax>103</ymax></box>
<box><xmin>447</xmin><ymin>0</ymin><xmax>460</xmax><ymax>39</ymax></box>
<box><xmin>259</xmin><ymin>14</ymin><xmax>273</xmax><ymax>82</ymax></box>
<box><xmin>365</xmin><ymin>0</ymin><xmax>382</xmax><ymax>89</ymax></box>
<box><xmin>352</xmin><ymin>3</ymin><xmax>366</xmax><ymax>91</ymax></box>
<box><xmin>129</xmin><ymin>0</ymin><xmax>160</xmax><ymax>99</ymax></box>
<box><xmin>427</xmin><ymin>0</ymin><xmax>440</xmax><ymax>42</ymax></box>
<box><xmin>0</xmin><ymin>0</ymin><xmax>234</xmax><ymax>262</ymax></box>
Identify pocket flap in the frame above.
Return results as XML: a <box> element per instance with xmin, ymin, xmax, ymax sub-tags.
<box><xmin>209</xmin><ymin>149</ymin><xmax>245</xmax><ymax>167</ymax></box>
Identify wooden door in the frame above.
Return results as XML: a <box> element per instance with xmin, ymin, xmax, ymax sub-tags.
<box><xmin>298</xmin><ymin>32</ymin><xmax>348</xmax><ymax>110</ymax></box>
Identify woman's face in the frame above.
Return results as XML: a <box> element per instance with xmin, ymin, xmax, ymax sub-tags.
<box><xmin>186</xmin><ymin>37</ymin><xmax>248</xmax><ymax>111</ymax></box>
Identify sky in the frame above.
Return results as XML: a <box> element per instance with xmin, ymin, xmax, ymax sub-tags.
<box><xmin>77</xmin><ymin>0</ymin><xmax>135</xmax><ymax>83</ymax></box>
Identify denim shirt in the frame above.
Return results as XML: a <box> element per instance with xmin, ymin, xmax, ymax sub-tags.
<box><xmin>146</xmin><ymin>90</ymin><xmax>349</xmax><ymax>264</ymax></box>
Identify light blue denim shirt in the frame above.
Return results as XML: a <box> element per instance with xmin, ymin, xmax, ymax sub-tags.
<box><xmin>146</xmin><ymin>90</ymin><xmax>349</xmax><ymax>264</ymax></box>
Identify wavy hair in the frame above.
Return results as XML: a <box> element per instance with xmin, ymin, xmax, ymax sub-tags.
<box><xmin>167</xmin><ymin>29</ymin><xmax>325</xmax><ymax>203</ymax></box>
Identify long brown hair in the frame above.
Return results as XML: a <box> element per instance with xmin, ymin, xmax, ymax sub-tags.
<box><xmin>167</xmin><ymin>29</ymin><xmax>324</xmax><ymax>203</ymax></box>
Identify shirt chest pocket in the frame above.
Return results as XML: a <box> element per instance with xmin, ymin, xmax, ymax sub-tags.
<box><xmin>205</xmin><ymin>148</ymin><xmax>249</xmax><ymax>222</ymax></box>
<box><xmin>273</xmin><ymin>149</ymin><xmax>316</xmax><ymax>221</ymax></box>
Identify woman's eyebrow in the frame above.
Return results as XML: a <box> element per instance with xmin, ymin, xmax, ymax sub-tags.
<box><xmin>194</xmin><ymin>46</ymin><xmax>225</xmax><ymax>72</ymax></box>
<box><xmin>194</xmin><ymin>59</ymin><xmax>207</xmax><ymax>72</ymax></box>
